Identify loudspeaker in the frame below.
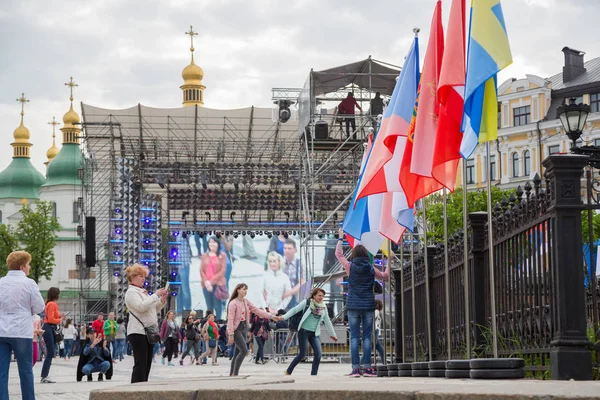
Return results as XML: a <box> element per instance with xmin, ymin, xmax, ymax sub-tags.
<box><xmin>315</xmin><ymin>120</ymin><xmax>328</xmax><ymax>140</ymax></box>
<box><xmin>85</xmin><ymin>217</ymin><xmax>96</xmax><ymax>267</ymax></box>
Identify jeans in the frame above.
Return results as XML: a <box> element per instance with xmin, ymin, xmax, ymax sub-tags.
<box><xmin>162</xmin><ymin>337</ymin><xmax>177</xmax><ymax>362</ymax></box>
<box><xmin>0</xmin><ymin>337</ymin><xmax>35</xmax><ymax>400</ymax></box>
<box><xmin>375</xmin><ymin>329</ymin><xmax>385</xmax><ymax>362</ymax></box>
<box><xmin>203</xmin><ymin>288</ymin><xmax>223</xmax><ymax>320</ymax></box>
<box><xmin>82</xmin><ymin>360</ymin><xmax>110</xmax><ymax>376</ymax></box>
<box><xmin>286</xmin><ymin>329</ymin><xmax>322</xmax><ymax>375</ymax></box>
<box><xmin>181</xmin><ymin>339</ymin><xmax>199</xmax><ymax>360</ymax></box>
<box><xmin>64</xmin><ymin>339</ymin><xmax>74</xmax><ymax>358</ymax></box>
<box><xmin>229</xmin><ymin>321</ymin><xmax>248</xmax><ymax>376</ymax></box>
<box><xmin>345</xmin><ymin>117</ymin><xmax>357</xmax><ymax>139</ymax></box>
<box><xmin>348</xmin><ymin>310</ymin><xmax>374</xmax><ymax>369</ymax></box>
<box><xmin>129</xmin><ymin>334</ymin><xmax>153</xmax><ymax>383</ymax></box>
<box><xmin>41</xmin><ymin>323</ymin><xmax>56</xmax><ymax>378</ymax></box>
<box><xmin>114</xmin><ymin>338</ymin><xmax>126</xmax><ymax>360</ymax></box>
<box><xmin>254</xmin><ymin>336</ymin><xmax>265</xmax><ymax>362</ymax></box>
<box><xmin>176</xmin><ymin>265</ymin><xmax>192</xmax><ymax>314</ymax></box>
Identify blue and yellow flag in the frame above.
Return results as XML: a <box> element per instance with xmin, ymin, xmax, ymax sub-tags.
<box><xmin>460</xmin><ymin>0</ymin><xmax>512</xmax><ymax>158</ymax></box>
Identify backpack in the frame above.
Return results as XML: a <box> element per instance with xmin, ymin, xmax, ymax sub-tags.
<box><xmin>288</xmin><ymin>301</ymin><xmax>310</xmax><ymax>332</ymax></box>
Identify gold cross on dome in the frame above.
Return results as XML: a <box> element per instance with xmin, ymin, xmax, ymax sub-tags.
<box><xmin>48</xmin><ymin>116</ymin><xmax>60</xmax><ymax>136</ymax></box>
<box><xmin>16</xmin><ymin>93</ymin><xmax>29</xmax><ymax>117</ymax></box>
<box><xmin>185</xmin><ymin>25</ymin><xmax>198</xmax><ymax>51</ymax></box>
<box><xmin>65</xmin><ymin>77</ymin><xmax>78</xmax><ymax>101</ymax></box>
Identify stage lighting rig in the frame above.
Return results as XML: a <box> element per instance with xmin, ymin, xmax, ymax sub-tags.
<box><xmin>275</xmin><ymin>100</ymin><xmax>294</xmax><ymax>123</ymax></box>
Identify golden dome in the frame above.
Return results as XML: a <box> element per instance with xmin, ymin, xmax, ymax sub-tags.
<box><xmin>13</xmin><ymin>121</ymin><xmax>30</xmax><ymax>142</ymax></box>
<box><xmin>182</xmin><ymin>56</ymin><xmax>204</xmax><ymax>83</ymax></box>
<box><xmin>46</xmin><ymin>143</ymin><xmax>59</xmax><ymax>161</ymax></box>
<box><xmin>63</xmin><ymin>104</ymin><xmax>80</xmax><ymax>126</ymax></box>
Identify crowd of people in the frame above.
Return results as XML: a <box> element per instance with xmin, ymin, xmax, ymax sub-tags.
<box><xmin>0</xmin><ymin>230</ymin><xmax>389</xmax><ymax>398</ymax></box>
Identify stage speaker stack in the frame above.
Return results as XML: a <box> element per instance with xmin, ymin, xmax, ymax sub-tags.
<box><xmin>85</xmin><ymin>216</ymin><xmax>96</xmax><ymax>268</ymax></box>
<box><xmin>315</xmin><ymin>120</ymin><xmax>328</xmax><ymax>140</ymax></box>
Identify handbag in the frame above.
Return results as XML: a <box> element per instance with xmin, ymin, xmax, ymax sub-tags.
<box><xmin>208</xmin><ymin>338</ymin><xmax>217</xmax><ymax>348</ymax></box>
<box><xmin>53</xmin><ymin>325</ymin><xmax>64</xmax><ymax>343</ymax></box>
<box><xmin>209</xmin><ymin>257</ymin><xmax>229</xmax><ymax>301</ymax></box>
<box><xmin>129</xmin><ymin>311</ymin><xmax>160</xmax><ymax>344</ymax></box>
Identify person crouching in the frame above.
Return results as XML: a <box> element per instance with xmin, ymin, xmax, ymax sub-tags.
<box><xmin>77</xmin><ymin>328</ymin><xmax>112</xmax><ymax>381</ymax></box>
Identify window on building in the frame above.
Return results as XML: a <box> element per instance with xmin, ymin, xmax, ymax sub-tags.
<box><xmin>497</xmin><ymin>102</ymin><xmax>502</xmax><ymax>128</ymax></box>
<box><xmin>482</xmin><ymin>155</ymin><xmax>497</xmax><ymax>182</ymax></box>
<box><xmin>466</xmin><ymin>158</ymin><xmax>475</xmax><ymax>184</ymax></box>
<box><xmin>52</xmin><ymin>202</ymin><xmax>57</xmax><ymax>220</ymax></box>
<box><xmin>591</xmin><ymin>93</ymin><xmax>600</xmax><ymax>113</ymax></box>
<box><xmin>73</xmin><ymin>201</ymin><xmax>80</xmax><ymax>224</ymax></box>
<box><xmin>512</xmin><ymin>153</ymin><xmax>520</xmax><ymax>177</ymax></box>
<box><xmin>523</xmin><ymin>150</ymin><xmax>531</xmax><ymax>177</ymax></box>
<box><xmin>516</xmin><ymin>86</ymin><xmax>525</xmax><ymax>92</ymax></box>
<box><xmin>548</xmin><ymin>145</ymin><xmax>560</xmax><ymax>155</ymax></box>
<box><xmin>564</xmin><ymin>96</ymin><xmax>583</xmax><ymax>105</ymax></box>
<box><xmin>513</xmin><ymin>105</ymin><xmax>530</xmax><ymax>126</ymax></box>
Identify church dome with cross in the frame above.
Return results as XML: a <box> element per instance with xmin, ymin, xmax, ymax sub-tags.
<box><xmin>0</xmin><ymin>93</ymin><xmax>46</xmax><ymax>200</ymax></box>
<box><xmin>44</xmin><ymin>78</ymin><xmax>84</xmax><ymax>187</ymax></box>
<box><xmin>180</xmin><ymin>25</ymin><xmax>206</xmax><ymax>107</ymax></box>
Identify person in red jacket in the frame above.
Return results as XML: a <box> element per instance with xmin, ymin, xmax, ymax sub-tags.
<box><xmin>337</xmin><ymin>92</ymin><xmax>362</xmax><ymax>139</ymax></box>
<box><xmin>91</xmin><ymin>313</ymin><xmax>105</xmax><ymax>339</ymax></box>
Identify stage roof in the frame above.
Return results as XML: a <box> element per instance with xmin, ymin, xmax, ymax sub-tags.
<box><xmin>310</xmin><ymin>57</ymin><xmax>401</xmax><ymax>97</ymax></box>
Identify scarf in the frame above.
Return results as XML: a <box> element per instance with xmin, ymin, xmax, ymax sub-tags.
<box><xmin>310</xmin><ymin>298</ymin><xmax>326</xmax><ymax>316</ymax></box>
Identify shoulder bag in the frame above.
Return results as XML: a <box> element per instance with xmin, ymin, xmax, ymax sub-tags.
<box><xmin>129</xmin><ymin>311</ymin><xmax>160</xmax><ymax>344</ymax></box>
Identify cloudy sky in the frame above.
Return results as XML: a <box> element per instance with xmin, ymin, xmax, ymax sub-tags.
<box><xmin>0</xmin><ymin>0</ymin><xmax>598</xmax><ymax>174</ymax></box>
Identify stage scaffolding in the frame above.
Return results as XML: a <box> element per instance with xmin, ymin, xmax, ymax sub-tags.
<box><xmin>76</xmin><ymin>56</ymin><xmax>402</xmax><ymax>320</ymax></box>
<box><xmin>294</xmin><ymin>56</ymin><xmax>402</xmax><ymax>313</ymax></box>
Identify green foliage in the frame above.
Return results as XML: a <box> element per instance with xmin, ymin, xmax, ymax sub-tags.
<box><xmin>425</xmin><ymin>187</ymin><xmax>514</xmax><ymax>242</ymax></box>
<box><xmin>15</xmin><ymin>201</ymin><xmax>61</xmax><ymax>283</ymax></box>
<box><xmin>581</xmin><ymin>210</ymin><xmax>600</xmax><ymax>245</ymax></box>
<box><xmin>0</xmin><ymin>224</ymin><xmax>19</xmax><ymax>277</ymax></box>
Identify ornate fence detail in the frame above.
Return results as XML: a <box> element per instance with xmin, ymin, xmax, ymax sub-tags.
<box><xmin>394</xmin><ymin>154</ymin><xmax>594</xmax><ymax>380</ymax></box>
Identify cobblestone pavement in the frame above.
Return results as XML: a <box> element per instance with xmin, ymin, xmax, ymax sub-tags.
<box><xmin>9</xmin><ymin>353</ymin><xmax>348</xmax><ymax>400</ymax></box>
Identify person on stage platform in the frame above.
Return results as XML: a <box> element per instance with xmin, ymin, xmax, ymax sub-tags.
<box><xmin>369</xmin><ymin>92</ymin><xmax>384</xmax><ymax>129</ymax></box>
<box><xmin>226</xmin><ymin>283</ymin><xmax>278</xmax><ymax>376</ymax></box>
<box><xmin>336</xmin><ymin>228</ymin><xmax>389</xmax><ymax>377</ymax></box>
<box><xmin>337</xmin><ymin>92</ymin><xmax>362</xmax><ymax>139</ymax></box>
<box><xmin>201</xmin><ymin>236</ymin><xmax>227</xmax><ymax>320</ymax></box>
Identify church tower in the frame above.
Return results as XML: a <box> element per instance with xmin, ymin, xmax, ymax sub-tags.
<box><xmin>45</xmin><ymin>117</ymin><xmax>60</xmax><ymax>167</ymax></box>
<box><xmin>180</xmin><ymin>25</ymin><xmax>205</xmax><ymax>107</ymax></box>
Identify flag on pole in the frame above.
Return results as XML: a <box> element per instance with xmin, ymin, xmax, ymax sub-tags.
<box><xmin>431</xmin><ymin>0</ymin><xmax>466</xmax><ymax>191</ymax></box>
<box><xmin>353</xmin><ymin>35</ymin><xmax>420</xmax><ymax>234</ymax></box>
<box><xmin>460</xmin><ymin>0</ymin><xmax>512</xmax><ymax>158</ymax></box>
<box><xmin>342</xmin><ymin>134</ymin><xmax>386</xmax><ymax>255</ymax></box>
<box><xmin>400</xmin><ymin>0</ymin><xmax>444</xmax><ymax>208</ymax></box>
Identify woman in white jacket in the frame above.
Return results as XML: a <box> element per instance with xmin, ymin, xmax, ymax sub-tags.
<box><xmin>263</xmin><ymin>252</ymin><xmax>292</xmax><ymax>311</ymax></box>
<box><xmin>124</xmin><ymin>264</ymin><xmax>167</xmax><ymax>383</ymax></box>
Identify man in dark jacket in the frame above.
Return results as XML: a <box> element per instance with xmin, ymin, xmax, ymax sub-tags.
<box><xmin>76</xmin><ymin>327</ymin><xmax>113</xmax><ymax>382</ymax></box>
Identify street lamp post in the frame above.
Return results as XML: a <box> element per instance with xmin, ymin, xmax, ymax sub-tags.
<box><xmin>556</xmin><ymin>97</ymin><xmax>595</xmax><ymax>380</ymax></box>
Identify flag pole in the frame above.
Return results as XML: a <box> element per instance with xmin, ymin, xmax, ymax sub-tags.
<box><xmin>400</xmin><ymin>232</ymin><xmax>405</xmax><ymax>363</ymax></box>
<box><xmin>462</xmin><ymin>158</ymin><xmax>471</xmax><ymax>358</ymax></box>
<box><xmin>385</xmin><ymin>238</ymin><xmax>392</xmax><ymax>365</ymax></box>
<box><xmin>422</xmin><ymin>198</ymin><xmax>433</xmax><ymax>361</ymax></box>
<box><xmin>411</xmin><ymin>231</ymin><xmax>416</xmax><ymax>362</ymax></box>
<box><xmin>443</xmin><ymin>188</ymin><xmax>451</xmax><ymax>360</ymax></box>
<box><xmin>486</xmin><ymin>142</ymin><xmax>498</xmax><ymax>358</ymax></box>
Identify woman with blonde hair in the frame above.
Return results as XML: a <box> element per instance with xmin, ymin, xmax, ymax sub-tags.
<box><xmin>124</xmin><ymin>264</ymin><xmax>168</xmax><ymax>383</ymax></box>
<box><xmin>281</xmin><ymin>288</ymin><xmax>337</xmax><ymax>376</ymax></box>
<box><xmin>226</xmin><ymin>283</ymin><xmax>277</xmax><ymax>376</ymax></box>
<box><xmin>263</xmin><ymin>251</ymin><xmax>292</xmax><ymax>311</ymax></box>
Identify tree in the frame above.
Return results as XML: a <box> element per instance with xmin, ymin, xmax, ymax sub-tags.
<box><xmin>425</xmin><ymin>187</ymin><xmax>514</xmax><ymax>243</ymax></box>
<box><xmin>15</xmin><ymin>201</ymin><xmax>60</xmax><ymax>283</ymax></box>
<box><xmin>0</xmin><ymin>224</ymin><xmax>18</xmax><ymax>277</ymax></box>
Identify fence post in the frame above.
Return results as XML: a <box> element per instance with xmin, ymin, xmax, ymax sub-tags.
<box><xmin>468</xmin><ymin>211</ymin><xmax>488</xmax><ymax>355</ymax></box>
<box><xmin>543</xmin><ymin>154</ymin><xmax>592</xmax><ymax>380</ymax></box>
<box><xmin>427</xmin><ymin>245</ymin><xmax>438</xmax><ymax>360</ymax></box>
<box><xmin>393</xmin><ymin>268</ymin><xmax>403</xmax><ymax>363</ymax></box>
